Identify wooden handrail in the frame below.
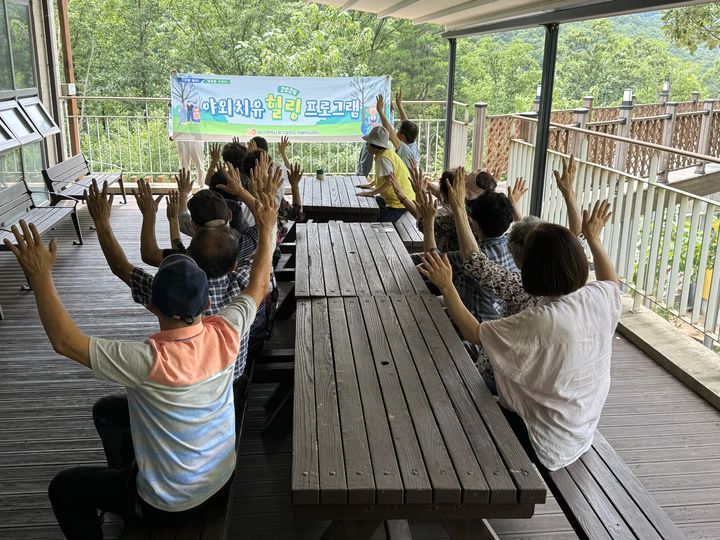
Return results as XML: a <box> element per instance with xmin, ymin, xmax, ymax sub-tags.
<box><xmin>511</xmin><ymin>114</ymin><xmax>720</xmax><ymax>165</ymax></box>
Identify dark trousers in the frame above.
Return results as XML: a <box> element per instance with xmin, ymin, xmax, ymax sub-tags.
<box><xmin>49</xmin><ymin>392</ymin><xmax>238</xmax><ymax>539</ymax></box>
<box><xmin>375</xmin><ymin>196</ymin><xmax>407</xmax><ymax>224</ymax></box>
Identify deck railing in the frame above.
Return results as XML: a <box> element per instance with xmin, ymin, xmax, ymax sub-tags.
<box><xmin>60</xmin><ymin>96</ymin><xmax>468</xmax><ymax>179</ymax></box>
<box><xmin>509</xmin><ymin>136</ymin><xmax>720</xmax><ymax>349</ymax></box>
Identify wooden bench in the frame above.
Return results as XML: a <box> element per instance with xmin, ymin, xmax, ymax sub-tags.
<box><xmin>42</xmin><ymin>154</ymin><xmax>127</xmax><ymax>204</ymax></box>
<box><xmin>545</xmin><ymin>432</ymin><xmax>682</xmax><ymax>539</ymax></box>
<box><xmin>394</xmin><ymin>210</ymin><xmax>423</xmax><ymax>253</ymax></box>
<box><xmin>0</xmin><ymin>182</ymin><xmax>83</xmax><ymax>320</ymax></box>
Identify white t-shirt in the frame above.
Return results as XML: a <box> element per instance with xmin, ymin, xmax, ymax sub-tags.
<box><xmin>477</xmin><ymin>280</ymin><xmax>622</xmax><ymax>471</ymax></box>
<box><xmin>397</xmin><ymin>141</ymin><xmax>420</xmax><ymax>170</ymax></box>
<box><xmin>376</xmin><ymin>156</ymin><xmax>394</xmax><ymax>178</ymax></box>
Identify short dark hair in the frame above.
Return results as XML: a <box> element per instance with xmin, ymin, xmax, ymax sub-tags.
<box><xmin>222</xmin><ymin>142</ymin><xmax>247</xmax><ymax>169</ymax></box>
<box><xmin>468</xmin><ymin>192</ymin><xmax>514</xmax><ymax>238</ymax></box>
<box><xmin>521</xmin><ymin>223</ymin><xmax>588</xmax><ymax>296</ymax></box>
<box><xmin>398</xmin><ymin>120</ymin><xmax>419</xmax><ymax>144</ymax></box>
<box><xmin>207</xmin><ymin>170</ymin><xmax>238</xmax><ymax>202</ymax></box>
<box><xmin>250</xmin><ymin>136</ymin><xmax>268</xmax><ymax>151</ymax></box>
<box><xmin>438</xmin><ymin>169</ymin><xmax>456</xmax><ymax>201</ymax></box>
<box><xmin>240</xmin><ymin>149</ymin><xmax>266</xmax><ymax>178</ymax></box>
<box><xmin>187</xmin><ymin>227</ymin><xmax>240</xmax><ymax>279</ymax></box>
<box><xmin>475</xmin><ymin>171</ymin><xmax>497</xmax><ymax>192</ymax></box>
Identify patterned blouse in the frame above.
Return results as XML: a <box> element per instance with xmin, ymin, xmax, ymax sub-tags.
<box><xmin>416</xmin><ymin>205</ymin><xmax>481</xmax><ymax>253</ymax></box>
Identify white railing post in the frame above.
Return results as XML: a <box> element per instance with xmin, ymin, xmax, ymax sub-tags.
<box><xmin>658</xmin><ymin>102</ymin><xmax>678</xmax><ymax>183</ymax></box>
<box><xmin>695</xmin><ymin>99</ymin><xmax>717</xmax><ymax>174</ymax></box>
<box><xmin>659</xmin><ymin>80</ymin><xmax>671</xmax><ymax>105</ymax></box>
<box><xmin>613</xmin><ymin>89</ymin><xmax>634</xmax><ymax>172</ymax></box>
<box><xmin>471</xmin><ymin>102</ymin><xmax>487</xmax><ymax>171</ymax></box>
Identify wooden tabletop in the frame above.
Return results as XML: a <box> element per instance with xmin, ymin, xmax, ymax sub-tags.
<box><xmin>394</xmin><ymin>211</ymin><xmax>424</xmax><ymax>252</ymax></box>
<box><xmin>294</xmin><ymin>222</ymin><xmax>431</xmax><ymax>297</ymax></box>
<box><xmin>298</xmin><ymin>175</ymin><xmax>379</xmax><ymax>221</ymax></box>
<box><xmin>292</xmin><ymin>294</ymin><xmax>546</xmax><ymax>520</ymax></box>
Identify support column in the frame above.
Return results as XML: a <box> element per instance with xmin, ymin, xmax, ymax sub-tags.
<box><xmin>471</xmin><ymin>102</ymin><xmax>487</xmax><ymax>170</ymax></box>
<box><xmin>695</xmin><ymin>99</ymin><xmax>717</xmax><ymax>174</ymax></box>
<box><xmin>613</xmin><ymin>89</ymin><xmax>634</xmax><ymax>172</ymax></box>
<box><xmin>519</xmin><ymin>112</ymin><xmax>538</xmax><ymax>143</ymax></box>
<box><xmin>57</xmin><ymin>0</ymin><xmax>80</xmax><ymax>156</ymax></box>
<box><xmin>659</xmin><ymin>80</ymin><xmax>671</xmax><ymax>105</ymax></box>
<box><xmin>530</xmin><ymin>23</ymin><xmax>560</xmax><ymax>217</ymax></box>
<box><xmin>691</xmin><ymin>91</ymin><xmax>700</xmax><ymax>109</ymax></box>
<box><xmin>443</xmin><ymin>38</ymin><xmax>457</xmax><ymax>171</ymax></box>
<box><xmin>658</xmin><ymin>101</ymin><xmax>678</xmax><ymax>183</ymax></box>
<box><xmin>583</xmin><ymin>96</ymin><xmax>594</xmax><ymax>121</ymax></box>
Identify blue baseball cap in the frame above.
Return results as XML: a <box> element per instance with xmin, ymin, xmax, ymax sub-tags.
<box><xmin>151</xmin><ymin>254</ymin><xmax>209</xmax><ymax>323</ymax></box>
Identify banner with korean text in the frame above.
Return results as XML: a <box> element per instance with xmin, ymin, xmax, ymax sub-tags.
<box><xmin>170</xmin><ymin>74</ymin><xmax>392</xmax><ymax>142</ymax></box>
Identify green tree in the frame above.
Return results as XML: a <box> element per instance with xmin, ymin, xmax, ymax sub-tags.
<box><xmin>662</xmin><ymin>5</ymin><xmax>720</xmax><ymax>53</ymax></box>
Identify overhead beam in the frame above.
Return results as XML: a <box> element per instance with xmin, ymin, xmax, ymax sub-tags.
<box><xmin>529</xmin><ymin>23</ymin><xmax>559</xmax><ymax>218</ymax></box>
<box><xmin>442</xmin><ymin>0</ymin><xmax>708</xmax><ymax>38</ymax></box>
<box><xmin>414</xmin><ymin>0</ymin><xmax>530</xmax><ymax>26</ymax></box>
<box><xmin>378</xmin><ymin>0</ymin><xmax>425</xmax><ymax>19</ymax></box>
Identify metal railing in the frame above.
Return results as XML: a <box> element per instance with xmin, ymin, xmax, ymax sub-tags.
<box><xmin>509</xmin><ymin>136</ymin><xmax>720</xmax><ymax>349</ymax></box>
<box><xmin>60</xmin><ymin>96</ymin><xmax>466</xmax><ymax>179</ymax></box>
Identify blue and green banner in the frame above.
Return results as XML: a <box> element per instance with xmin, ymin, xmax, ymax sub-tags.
<box><xmin>170</xmin><ymin>74</ymin><xmax>392</xmax><ymax>142</ymax></box>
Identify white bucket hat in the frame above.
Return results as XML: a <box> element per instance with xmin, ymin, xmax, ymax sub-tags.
<box><xmin>362</xmin><ymin>125</ymin><xmax>393</xmax><ymax>149</ymax></box>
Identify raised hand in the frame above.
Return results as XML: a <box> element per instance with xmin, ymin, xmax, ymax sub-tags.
<box><xmin>448</xmin><ymin>166</ymin><xmax>467</xmax><ymax>210</ymax></box>
<box><xmin>247</xmin><ymin>139</ymin><xmax>257</xmax><ymax>152</ymax></box>
<box><xmin>395</xmin><ymin>89</ymin><xmax>403</xmax><ymax>107</ymax></box>
<box><xmin>387</xmin><ymin>172</ymin><xmax>402</xmax><ymax>195</ymax></box>
<box><xmin>133</xmin><ymin>178</ymin><xmax>164</xmax><ymax>216</ymax></box>
<box><xmin>507</xmin><ymin>177</ymin><xmax>528</xmax><ymax>207</ymax></box>
<box><xmin>174</xmin><ymin>167</ymin><xmax>194</xmax><ymax>196</ymax></box>
<box><xmin>232</xmin><ymin>136</ymin><xmax>240</xmax><ymax>144</ymax></box>
<box><xmin>278</xmin><ymin>136</ymin><xmax>290</xmax><ymax>157</ymax></box>
<box><xmin>85</xmin><ymin>179</ymin><xmax>114</xmax><ymax>225</ymax></box>
<box><xmin>419</xmin><ymin>251</ymin><xmax>453</xmax><ymax>294</ymax></box>
<box><xmin>409</xmin><ymin>161</ymin><xmax>427</xmax><ymax>196</ymax></box>
<box><xmin>253</xmin><ymin>192</ymin><xmax>279</xmax><ymax>238</ymax></box>
<box><xmin>582</xmin><ymin>199</ymin><xmax>612</xmax><ymax>243</ymax></box>
<box><xmin>166</xmin><ymin>190</ymin><xmax>180</xmax><ymax>221</ymax></box>
<box><xmin>3</xmin><ymin>220</ymin><xmax>57</xmax><ymax>279</ymax></box>
<box><xmin>416</xmin><ymin>190</ymin><xmax>438</xmax><ymax>224</ymax></box>
<box><xmin>209</xmin><ymin>142</ymin><xmax>222</xmax><ymax>164</ymax></box>
<box><xmin>376</xmin><ymin>94</ymin><xmax>384</xmax><ymax>113</ymax></box>
<box><xmin>553</xmin><ymin>154</ymin><xmax>576</xmax><ymax>194</ymax></box>
<box><xmin>248</xmin><ymin>152</ymin><xmax>272</xmax><ymax>198</ymax></box>
<box><xmin>288</xmin><ymin>162</ymin><xmax>303</xmax><ymax>188</ymax></box>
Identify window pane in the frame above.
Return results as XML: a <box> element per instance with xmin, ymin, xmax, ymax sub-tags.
<box><xmin>21</xmin><ymin>99</ymin><xmax>58</xmax><ymax>135</ymax></box>
<box><xmin>0</xmin><ymin>1</ymin><xmax>12</xmax><ymax>91</ymax></box>
<box><xmin>0</xmin><ymin>146</ymin><xmax>22</xmax><ymax>189</ymax></box>
<box><xmin>23</xmin><ymin>140</ymin><xmax>47</xmax><ymax>204</ymax></box>
<box><xmin>0</xmin><ymin>106</ymin><xmax>32</xmax><ymax>137</ymax></box>
<box><xmin>7</xmin><ymin>0</ymin><xmax>35</xmax><ymax>90</ymax></box>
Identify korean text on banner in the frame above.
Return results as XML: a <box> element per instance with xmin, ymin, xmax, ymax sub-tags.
<box><xmin>170</xmin><ymin>74</ymin><xmax>392</xmax><ymax>143</ymax></box>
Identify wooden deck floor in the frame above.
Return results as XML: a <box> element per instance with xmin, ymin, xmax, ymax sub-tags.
<box><xmin>1</xmin><ymin>201</ymin><xmax>720</xmax><ymax>539</ymax></box>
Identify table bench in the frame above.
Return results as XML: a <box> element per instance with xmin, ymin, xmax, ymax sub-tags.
<box><xmin>394</xmin><ymin>211</ymin><xmax>423</xmax><ymax>252</ymax></box>
<box><xmin>546</xmin><ymin>432</ymin><xmax>682</xmax><ymax>539</ymax></box>
<box><xmin>298</xmin><ymin>175</ymin><xmax>378</xmax><ymax>222</ymax></box>
<box><xmin>42</xmin><ymin>154</ymin><xmax>127</xmax><ymax>204</ymax></box>
<box><xmin>295</xmin><ymin>222</ymin><xmax>430</xmax><ymax>297</ymax></box>
<box><xmin>0</xmin><ymin>182</ymin><xmax>83</xmax><ymax>320</ymax></box>
<box><xmin>292</xmin><ymin>294</ymin><xmax>546</xmax><ymax>539</ymax></box>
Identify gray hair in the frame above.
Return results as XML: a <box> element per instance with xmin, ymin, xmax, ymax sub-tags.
<box><xmin>508</xmin><ymin>215</ymin><xmax>543</xmax><ymax>266</ymax></box>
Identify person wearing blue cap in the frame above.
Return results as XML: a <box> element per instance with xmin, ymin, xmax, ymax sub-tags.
<box><xmin>2</xmin><ymin>182</ymin><xmax>277</xmax><ymax>537</ymax></box>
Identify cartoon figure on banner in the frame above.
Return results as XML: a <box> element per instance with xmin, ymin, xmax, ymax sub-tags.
<box><xmin>361</xmin><ymin>106</ymin><xmax>382</xmax><ymax>136</ymax></box>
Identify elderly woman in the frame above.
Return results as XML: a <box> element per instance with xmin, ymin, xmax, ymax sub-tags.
<box><xmin>420</xmin><ymin>166</ymin><xmax>621</xmax><ymax>472</ymax></box>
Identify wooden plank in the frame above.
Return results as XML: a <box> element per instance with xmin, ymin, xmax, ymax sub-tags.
<box><xmin>318</xmin><ymin>224</ymin><xmax>340</xmax><ymax>296</ymax></box>
<box><xmin>327</xmin><ymin>298</ymin><xmax>375</xmax><ymax>504</ymax></box>
<box><xmin>390</xmin><ymin>296</ymin><xmax>490</xmax><ymax>504</ymax></box>
<box><xmin>359</xmin><ymin>296</ymin><xmax>431</xmax><ymax>504</ymax></box>
<box><xmin>405</xmin><ymin>295</ymin><xmax>516</xmax><ymax>504</ymax></box>
<box><xmin>593</xmin><ymin>433</ymin><xmax>684</xmax><ymax>539</ymax></box>
<box><xmin>421</xmin><ymin>295</ymin><xmax>546</xmax><ymax>504</ymax></box>
<box><xmin>547</xmin><ymin>467</ymin><xmax>612</xmax><ymax>539</ymax></box>
<box><xmin>337</xmin><ymin>175</ymin><xmax>351</xmax><ymax>210</ymax></box>
<box><xmin>360</xmin><ymin>223</ymin><xmax>400</xmax><ymax>294</ymax></box>
<box><xmin>344</xmin><ymin>297</ymin><xmax>403</xmax><ymax>504</ymax></box>
<box><xmin>339</xmin><ymin>223</ymin><xmax>370</xmax><ymax>296</ymax></box>
<box><xmin>329</xmin><ymin>175</ymin><xmax>341</xmax><ymax>210</ymax></box>
<box><xmin>306</xmin><ymin>223</ymin><xmax>326</xmax><ymax>296</ymax></box>
<box><xmin>565</xmin><ymin>458</ymin><xmax>636</xmax><ymax>539</ymax></box>
<box><xmin>328</xmin><ymin>223</ymin><xmax>355</xmax><ymax>296</ymax></box>
<box><xmin>320</xmin><ymin>174</ymin><xmax>331</xmax><ymax>208</ymax></box>
<box><xmin>374</xmin><ymin>296</ymin><xmax>461</xmax><ymax>504</ymax></box>
<box><xmin>385</xmin><ymin>226</ymin><xmax>429</xmax><ymax>295</ymax></box>
<box><xmin>370</xmin><ymin>224</ymin><xmax>416</xmax><ymax>295</ymax></box>
<box><xmin>350</xmin><ymin>223</ymin><xmax>384</xmax><ymax>295</ymax></box>
<box><xmin>311</xmin><ymin>298</ymin><xmax>347</xmax><ymax>504</ymax></box>
<box><xmin>294</xmin><ymin>224</ymin><xmax>310</xmax><ymax>297</ymax></box>
<box><xmin>579</xmin><ymin>448</ymin><xmax>663</xmax><ymax>540</ymax></box>
<box><xmin>291</xmin><ymin>300</ymin><xmax>320</xmax><ymax>504</ymax></box>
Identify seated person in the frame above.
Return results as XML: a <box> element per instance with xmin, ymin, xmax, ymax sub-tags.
<box><xmin>222</xmin><ymin>139</ymin><xmax>247</xmax><ymax>169</ymax></box>
<box><xmin>356</xmin><ymin>143</ymin><xmax>373</xmax><ymax>178</ymax></box>
<box><xmin>420</xmin><ymin>195</ymin><xmax>620</xmax><ymax>472</ymax></box>
<box><xmin>376</xmin><ymin>90</ymin><xmax>420</xmax><ymax>170</ymax></box>
<box><xmin>356</xmin><ymin>126</ymin><xmax>415</xmax><ymax>223</ymax></box>
<box><xmin>2</xmin><ymin>189</ymin><xmax>276</xmax><ymax>537</ymax></box>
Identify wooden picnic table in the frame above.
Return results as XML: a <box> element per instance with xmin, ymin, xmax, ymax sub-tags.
<box><xmin>298</xmin><ymin>175</ymin><xmax>379</xmax><ymax>222</ymax></box>
<box><xmin>394</xmin><ymin>211</ymin><xmax>423</xmax><ymax>253</ymax></box>
<box><xmin>294</xmin><ymin>222</ymin><xmax>431</xmax><ymax>297</ymax></box>
<box><xmin>292</xmin><ymin>294</ymin><xmax>546</xmax><ymax>538</ymax></box>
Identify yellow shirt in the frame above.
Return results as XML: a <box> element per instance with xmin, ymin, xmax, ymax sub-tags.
<box><xmin>372</xmin><ymin>149</ymin><xmax>415</xmax><ymax>209</ymax></box>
